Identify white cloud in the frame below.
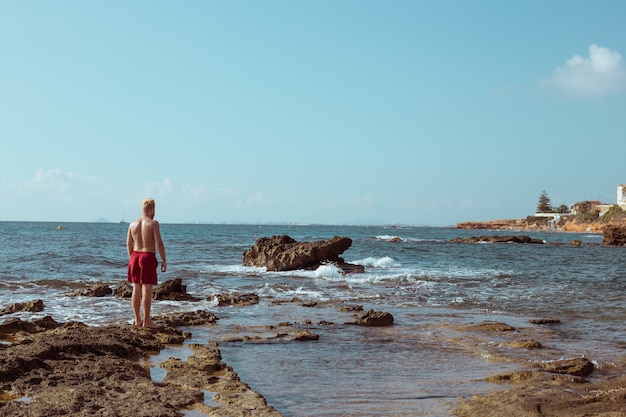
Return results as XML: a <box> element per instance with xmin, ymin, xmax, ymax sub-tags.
<box><xmin>142</xmin><ymin>178</ymin><xmax>174</xmax><ymax>199</ymax></box>
<box><xmin>541</xmin><ymin>44</ymin><xmax>626</xmax><ymax>97</ymax></box>
<box><xmin>20</xmin><ymin>169</ymin><xmax>97</xmax><ymax>197</ymax></box>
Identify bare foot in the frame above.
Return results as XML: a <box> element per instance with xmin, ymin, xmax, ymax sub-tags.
<box><xmin>142</xmin><ymin>320</ymin><xmax>160</xmax><ymax>329</ymax></box>
<box><xmin>134</xmin><ymin>321</ymin><xmax>143</xmax><ymax>327</ymax></box>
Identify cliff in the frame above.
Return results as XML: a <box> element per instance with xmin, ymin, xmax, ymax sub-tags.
<box><xmin>456</xmin><ymin>209</ymin><xmax>626</xmax><ymax>234</ymax></box>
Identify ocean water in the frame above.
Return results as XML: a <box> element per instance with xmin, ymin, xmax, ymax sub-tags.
<box><xmin>1</xmin><ymin>222</ymin><xmax>625</xmax><ymax>416</ymax></box>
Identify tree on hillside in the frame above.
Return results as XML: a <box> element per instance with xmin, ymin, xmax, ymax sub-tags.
<box><xmin>537</xmin><ymin>190</ymin><xmax>553</xmax><ymax>213</ymax></box>
<box><xmin>556</xmin><ymin>204</ymin><xmax>569</xmax><ymax>214</ymax></box>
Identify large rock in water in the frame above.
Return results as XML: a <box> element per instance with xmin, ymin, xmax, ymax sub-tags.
<box><xmin>242</xmin><ymin>235</ymin><xmax>364</xmax><ymax>273</ymax></box>
<box><xmin>602</xmin><ymin>225</ymin><xmax>626</xmax><ymax>246</ymax></box>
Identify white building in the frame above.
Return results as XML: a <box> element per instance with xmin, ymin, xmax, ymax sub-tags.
<box><xmin>618</xmin><ymin>184</ymin><xmax>626</xmax><ymax>210</ymax></box>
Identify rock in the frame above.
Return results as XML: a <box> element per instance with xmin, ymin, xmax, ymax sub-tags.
<box><xmin>242</xmin><ymin>235</ymin><xmax>364</xmax><ymax>273</ymax></box>
<box><xmin>503</xmin><ymin>340</ymin><xmax>543</xmax><ymax>349</ymax></box>
<box><xmin>0</xmin><ymin>316</ymin><xmax>61</xmax><ymax>336</ymax></box>
<box><xmin>115</xmin><ymin>279</ymin><xmax>200</xmax><ymax>301</ymax></box>
<box><xmin>451</xmin><ymin>236</ymin><xmax>545</xmax><ymax>244</ymax></box>
<box><xmin>153</xmin><ymin>278</ymin><xmax>200</xmax><ymax>301</ymax></box>
<box><xmin>463</xmin><ymin>322</ymin><xmax>516</xmax><ymax>332</ymax></box>
<box><xmin>215</xmin><ymin>293</ymin><xmax>260</xmax><ymax>307</ymax></box>
<box><xmin>114</xmin><ymin>281</ymin><xmax>133</xmax><ymax>298</ymax></box>
<box><xmin>71</xmin><ymin>283</ymin><xmax>113</xmax><ymax>297</ymax></box>
<box><xmin>0</xmin><ymin>299</ymin><xmax>44</xmax><ymax>316</ymax></box>
<box><xmin>602</xmin><ymin>225</ymin><xmax>626</xmax><ymax>246</ymax></box>
<box><xmin>353</xmin><ymin>310</ymin><xmax>394</xmax><ymax>327</ymax></box>
<box><xmin>156</xmin><ymin>310</ymin><xmax>219</xmax><ymax>328</ymax></box>
<box><xmin>530</xmin><ymin>317</ymin><xmax>561</xmax><ymax>325</ymax></box>
<box><xmin>340</xmin><ymin>304</ymin><xmax>364</xmax><ymax>312</ymax></box>
<box><xmin>538</xmin><ymin>357</ymin><xmax>595</xmax><ymax>377</ymax></box>
<box><xmin>292</xmin><ymin>330</ymin><xmax>320</xmax><ymax>341</ymax></box>
<box><xmin>485</xmin><ymin>370</ymin><xmax>536</xmax><ymax>383</ymax></box>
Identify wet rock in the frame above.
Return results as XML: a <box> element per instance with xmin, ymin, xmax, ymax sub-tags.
<box><xmin>352</xmin><ymin>310</ymin><xmax>394</xmax><ymax>327</ymax></box>
<box><xmin>292</xmin><ymin>330</ymin><xmax>319</xmax><ymax>341</ymax></box>
<box><xmin>340</xmin><ymin>304</ymin><xmax>364</xmax><ymax>312</ymax></box>
<box><xmin>451</xmin><ymin>235</ymin><xmax>545</xmax><ymax>244</ymax></box>
<box><xmin>0</xmin><ymin>316</ymin><xmax>61</xmax><ymax>336</ymax></box>
<box><xmin>114</xmin><ymin>281</ymin><xmax>133</xmax><ymax>298</ymax></box>
<box><xmin>0</xmin><ymin>300</ymin><xmax>44</xmax><ymax>316</ymax></box>
<box><xmin>602</xmin><ymin>225</ymin><xmax>626</xmax><ymax>246</ymax></box>
<box><xmin>154</xmin><ymin>278</ymin><xmax>200</xmax><ymax>301</ymax></box>
<box><xmin>70</xmin><ymin>283</ymin><xmax>113</xmax><ymax>297</ymax></box>
<box><xmin>485</xmin><ymin>371</ymin><xmax>536</xmax><ymax>383</ymax></box>
<box><xmin>503</xmin><ymin>340</ymin><xmax>543</xmax><ymax>349</ymax></box>
<box><xmin>115</xmin><ymin>279</ymin><xmax>200</xmax><ymax>302</ymax></box>
<box><xmin>242</xmin><ymin>235</ymin><xmax>364</xmax><ymax>273</ymax></box>
<box><xmin>463</xmin><ymin>322</ymin><xmax>516</xmax><ymax>332</ymax></box>
<box><xmin>530</xmin><ymin>317</ymin><xmax>561</xmax><ymax>325</ymax></box>
<box><xmin>215</xmin><ymin>292</ymin><xmax>260</xmax><ymax>307</ymax></box>
<box><xmin>538</xmin><ymin>357</ymin><xmax>595</xmax><ymax>377</ymax></box>
<box><xmin>156</xmin><ymin>310</ymin><xmax>219</xmax><ymax>327</ymax></box>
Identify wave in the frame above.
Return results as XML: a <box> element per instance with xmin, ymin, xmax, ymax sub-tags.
<box><xmin>352</xmin><ymin>256</ymin><xmax>400</xmax><ymax>268</ymax></box>
<box><xmin>374</xmin><ymin>235</ymin><xmax>445</xmax><ymax>243</ymax></box>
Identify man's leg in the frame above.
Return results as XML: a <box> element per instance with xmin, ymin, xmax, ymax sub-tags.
<box><xmin>141</xmin><ymin>284</ymin><xmax>159</xmax><ymax>328</ymax></box>
<box><xmin>131</xmin><ymin>283</ymin><xmax>142</xmax><ymax>326</ymax></box>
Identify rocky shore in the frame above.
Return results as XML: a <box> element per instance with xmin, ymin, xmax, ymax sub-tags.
<box><xmin>456</xmin><ymin>211</ymin><xmax>626</xmax><ymax>234</ymax></box>
<box><xmin>3</xmin><ymin>306</ymin><xmax>626</xmax><ymax>417</ymax></box>
<box><xmin>0</xmin><ymin>309</ymin><xmax>285</xmax><ymax>417</ymax></box>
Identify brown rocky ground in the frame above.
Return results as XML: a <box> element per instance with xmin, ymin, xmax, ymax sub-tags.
<box><xmin>2</xmin><ymin>297</ymin><xmax>626</xmax><ymax>416</ymax></box>
<box><xmin>456</xmin><ymin>372</ymin><xmax>626</xmax><ymax>417</ymax></box>
<box><xmin>452</xmin><ymin>321</ymin><xmax>626</xmax><ymax>417</ymax></box>
<box><xmin>0</xmin><ymin>314</ymin><xmax>284</xmax><ymax>417</ymax></box>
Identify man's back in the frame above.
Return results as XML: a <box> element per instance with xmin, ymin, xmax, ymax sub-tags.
<box><xmin>129</xmin><ymin>216</ymin><xmax>157</xmax><ymax>253</ymax></box>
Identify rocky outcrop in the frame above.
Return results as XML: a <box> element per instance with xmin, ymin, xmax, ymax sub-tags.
<box><xmin>456</xmin><ymin>219</ymin><xmax>528</xmax><ymax>230</ymax></box>
<box><xmin>0</xmin><ymin>317</ymin><xmax>284</xmax><ymax>417</ymax></box>
<box><xmin>0</xmin><ymin>300</ymin><xmax>44</xmax><ymax>316</ymax></box>
<box><xmin>451</xmin><ymin>235</ymin><xmax>545</xmax><ymax>244</ymax></box>
<box><xmin>215</xmin><ymin>292</ymin><xmax>260</xmax><ymax>307</ymax></box>
<box><xmin>602</xmin><ymin>225</ymin><xmax>626</xmax><ymax>246</ymax></box>
<box><xmin>113</xmin><ymin>278</ymin><xmax>200</xmax><ymax>301</ymax></box>
<box><xmin>242</xmin><ymin>235</ymin><xmax>364</xmax><ymax>273</ymax></box>
<box><xmin>351</xmin><ymin>310</ymin><xmax>394</xmax><ymax>327</ymax></box>
<box><xmin>153</xmin><ymin>278</ymin><xmax>200</xmax><ymax>301</ymax></box>
<box><xmin>69</xmin><ymin>283</ymin><xmax>112</xmax><ymax>297</ymax></box>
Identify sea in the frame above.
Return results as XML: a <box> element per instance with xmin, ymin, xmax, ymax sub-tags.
<box><xmin>1</xmin><ymin>221</ymin><xmax>625</xmax><ymax>417</ymax></box>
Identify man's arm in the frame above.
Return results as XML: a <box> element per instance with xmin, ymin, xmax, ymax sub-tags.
<box><xmin>126</xmin><ymin>226</ymin><xmax>134</xmax><ymax>258</ymax></box>
<box><xmin>154</xmin><ymin>221</ymin><xmax>167</xmax><ymax>272</ymax></box>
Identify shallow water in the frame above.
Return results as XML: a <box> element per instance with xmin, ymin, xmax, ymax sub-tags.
<box><xmin>1</xmin><ymin>222</ymin><xmax>624</xmax><ymax>416</ymax></box>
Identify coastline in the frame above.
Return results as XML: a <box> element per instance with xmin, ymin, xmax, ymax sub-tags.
<box><xmin>455</xmin><ymin>218</ymin><xmax>611</xmax><ymax>233</ymax></box>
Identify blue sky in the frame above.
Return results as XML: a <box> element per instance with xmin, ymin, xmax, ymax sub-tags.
<box><xmin>1</xmin><ymin>1</ymin><xmax>625</xmax><ymax>225</ymax></box>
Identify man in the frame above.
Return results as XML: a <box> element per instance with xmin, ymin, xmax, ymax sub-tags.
<box><xmin>126</xmin><ymin>198</ymin><xmax>167</xmax><ymax>328</ymax></box>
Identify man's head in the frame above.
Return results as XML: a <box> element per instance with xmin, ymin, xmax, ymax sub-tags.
<box><xmin>142</xmin><ymin>198</ymin><xmax>155</xmax><ymax>218</ymax></box>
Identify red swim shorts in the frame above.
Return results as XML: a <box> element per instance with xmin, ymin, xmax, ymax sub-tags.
<box><xmin>127</xmin><ymin>251</ymin><xmax>158</xmax><ymax>285</ymax></box>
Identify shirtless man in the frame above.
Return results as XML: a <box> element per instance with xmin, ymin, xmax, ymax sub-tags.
<box><xmin>126</xmin><ymin>198</ymin><xmax>167</xmax><ymax>328</ymax></box>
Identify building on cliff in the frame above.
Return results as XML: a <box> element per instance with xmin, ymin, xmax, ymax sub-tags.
<box><xmin>617</xmin><ymin>184</ymin><xmax>626</xmax><ymax>210</ymax></box>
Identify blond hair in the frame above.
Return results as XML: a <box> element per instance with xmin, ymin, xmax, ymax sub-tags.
<box><xmin>142</xmin><ymin>198</ymin><xmax>155</xmax><ymax>214</ymax></box>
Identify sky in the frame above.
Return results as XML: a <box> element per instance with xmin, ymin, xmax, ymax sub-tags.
<box><xmin>1</xmin><ymin>1</ymin><xmax>625</xmax><ymax>226</ymax></box>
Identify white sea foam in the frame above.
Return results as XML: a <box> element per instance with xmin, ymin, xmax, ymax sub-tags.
<box><xmin>352</xmin><ymin>256</ymin><xmax>400</xmax><ymax>268</ymax></box>
<box><xmin>257</xmin><ymin>283</ymin><xmax>328</xmax><ymax>301</ymax></box>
